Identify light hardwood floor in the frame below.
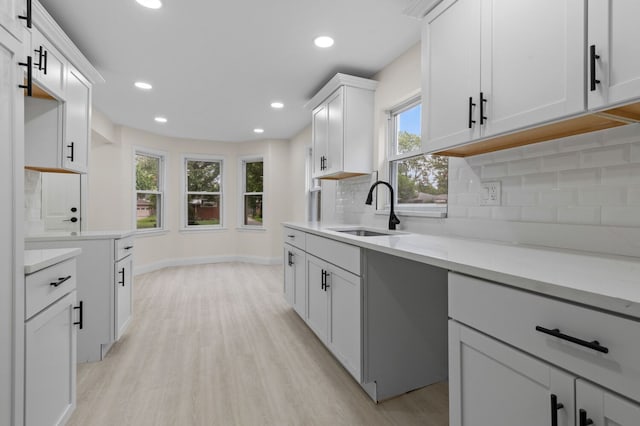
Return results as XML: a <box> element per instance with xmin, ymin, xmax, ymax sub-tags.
<box><xmin>68</xmin><ymin>263</ymin><xmax>448</xmax><ymax>426</ymax></box>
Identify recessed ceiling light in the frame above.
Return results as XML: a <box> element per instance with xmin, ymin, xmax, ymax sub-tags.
<box><xmin>154</xmin><ymin>116</ymin><xmax>167</xmax><ymax>123</ymax></box>
<box><xmin>270</xmin><ymin>102</ymin><xmax>284</xmax><ymax>109</ymax></box>
<box><xmin>253</xmin><ymin>128</ymin><xmax>264</xmax><ymax>134</ymax></box>
<box><xmin>134</xmin><ymin>81</ymin><xmax>152</xmax><ymax>90</ymax></box>
<box><xmin>314</xmin><ymin>36</ymin><xmax>334</xmax><ymax>48</ymax></box>
<box><xmin>136</xmin><ymin>0</ymin><xmax>162</xmax><ymax>9</ymax></box>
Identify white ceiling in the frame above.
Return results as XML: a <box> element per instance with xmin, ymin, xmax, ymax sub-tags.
<box><xmin>39</xmin><ymin>0</ymin><xmax>422</xmax><ymax>142</ymax></box>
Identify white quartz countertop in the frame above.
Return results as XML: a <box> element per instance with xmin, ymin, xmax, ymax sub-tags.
<box><xmin>25</xmin><ymin>229</ymin><xmax>135</xmax><ymax>242</ymax></box>
<box><xmin>284</xmin><ymin>222</ymin><xmax>640</xmax><ymax>319</ymax></box>
<box><xmin>25</xmin><ymin>248</ymin><xmax>82</xmax><ymax>274</ymax></box>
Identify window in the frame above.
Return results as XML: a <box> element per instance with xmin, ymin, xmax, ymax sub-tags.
<box><xmin>240</xmin><ymin>158</ymin><xmax>264</xmax><ymax>227</ymax></box>
<box><xmin>388</xmin><ymin>97</ymin><xmax>448</xmax><ymax>216</ymax></box>
<box><xmin>184</xmin><ymin>157</ymin><xmax>223</xmax><ymax>228</ymax></box>
<box><xmin>135</xmin><ymin>150</ymin><xmax>165</xmax><ymax>230</ymax></box>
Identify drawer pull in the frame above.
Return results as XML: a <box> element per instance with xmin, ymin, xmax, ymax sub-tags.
<box><xmin>74</xmin><ymin>301</ymin><xmax>83</xmax><ymax>330</ymax></box>
<box><xmin>124</xmin><ymin>245</ymin><xmax>134</xmax><ymax>250</ymax></box>
<box><xmin>550</xmin><ymin>394</ymin><xmax>564</xmax><ymax>426</ymax></box>
<box><xmin>287</xmin><ymin>235</ymin><xmax>295</xmax><ymax>238</ymax></box>
<box><xmin>50</xmin><ymin>275</ymin><xmax>72</xmax><ymax>287</ymax></box>
<box><xmin>535</xmin><ymin>326</ymin><xmax>609</xmax><ymax>354</ymax></box>
<box><xmin>579</xmin><ymin>409</ymin><xmax>593</xmax><ymax>426</ymax></box>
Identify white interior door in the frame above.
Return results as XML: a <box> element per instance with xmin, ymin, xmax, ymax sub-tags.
<box><xmin>42</xmin><ymin>172</ymin><xmax>81</xmax><ymax>232</ymax></box>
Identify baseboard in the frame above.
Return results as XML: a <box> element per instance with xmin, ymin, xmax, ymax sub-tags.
<box><xmin>134</xmin><ymin>255</ymin><xmax>281</xmax><ymax>276</ymax></box>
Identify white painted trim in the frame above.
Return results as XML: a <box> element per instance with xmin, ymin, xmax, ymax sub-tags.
<box><xmin>134</xmin><ymin>255</ymin><xmax>281</xmax><ymax>276</ymax></box>
<box><xmin>305</xmin><ymin>73</ymin><xmax>378</xmax><ymax>110</ymax></box>
<box><xmin>237</xmin><ymin>155</ymin><xmax>265</xmax><ymax>230</ymax></box>
<box><xmin>403</xmin><ymin>0</ymin><xmax>443</xmax><ymax>18</ymax></box>
<box><xmin>32</xmin><ymin>0</ymin><xmax>104</xmax><ymax>84</ymax></box>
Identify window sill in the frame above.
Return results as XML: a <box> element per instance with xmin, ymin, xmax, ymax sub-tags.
<box><xmin>374</xmin><ymin>209</ymin><xmax>447</xmax><ymax>219</ymax></box>
<box><xmin>236</xmin><ymin>226</ymin><xmax>266</xmax><ymax>232</ymax></box>
<box><xmin>179</xmin><ymin>226</ymin><xmax>228</xmax><ymax>233</ymax></box>
<box><xmin>135</xmin><ymin>229</ymin><xmax>170</xmax><ymax>237</ymax></box>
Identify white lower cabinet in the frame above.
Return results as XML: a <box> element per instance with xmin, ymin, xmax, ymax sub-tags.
<box><xmin>115</xmin><ymin>254</ymin><xmax>133</xmax><ymax>340</ymax></box>
<box><xmin>25</xmin><ymin>291</ymin><xmax>77</xmax><ymax>426</ymax></box>
<box><xmin>283</xmin><ymin>244</ymin><xmax>306</xmax><ymax>318</ymax></box>
<box><xmin>449</xmin><ymin>272</ymin><xmax>640</xmax><ymax>426</ymax></box>
<box><xmin>306</xmin><ymin>253</ymin><xmax>361</xmax><ymax>381</ymax></box>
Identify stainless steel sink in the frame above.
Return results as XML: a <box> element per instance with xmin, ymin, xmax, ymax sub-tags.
<box><xmin>333</xmin><ymin>229</ymin><xmax>393</xmax><ymax>237</ymax></box>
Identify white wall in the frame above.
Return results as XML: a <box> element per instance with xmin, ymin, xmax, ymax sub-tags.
<box><xmin>317</xmin><ymin>42</ymin><xmax>640</xmax><ymax>258</ymax></box>
<box><xmin>87</xmin><ymin>122</ymin><xmax>292</xmax><ymax>273</ymax></box>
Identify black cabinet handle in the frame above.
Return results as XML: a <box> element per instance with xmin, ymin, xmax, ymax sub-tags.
<box><xmin>550</xmin><ymin>394</ymin><xmax>564</xmax><ymax>426</ymax></box>
<box><xmin>67</xmin><ymin>142</ymin><xmax>75</xmax><ymax>162</ymax></box>
<box><xmin>579</xmin><ymin>409</ymin><xmax>593</xmax><ymax>426</ymax></box>
<box><xmin>18</xmin><ymin>0</ymin><xmax>32</xmax><ymax>28</ymax></box>
<box><xmin>468</xmin><ymin>97</ymin><xmax>476</xmax><ymax>129</ymax></box>
<box><xmin>124</xmin><ymin>245</ymin><xmax>134</xmax><ymax>250</ymax></box>
<box><xmin>590</xmin><ymin>45</ymin><xmax>600</xmax><ymax>91</ymax></box>
<box><xmin>119</xmin><ymin>268</ymin><xmax>125</xmax><ymax>287</ymax></box>
<box><xmin>73</xmin><ymin>301</ymin><xmax>83</xmax><ymax>330</ymax></box>
<box><xmin>536</xmin><ymin>325</ymin><xmax>609</xmax><ymax>354</ymax></box>
<box><xmin>480</xmin><ymin>92</ymin><xmax>488</xmax><ymax>125</ymax></box>
<box><xmin>34</xmin><ymin>46</ymin><xmax>43</xmax><ymax>70</ymax></box>
<box><xmin>18</xmin><ymin>56</ymin><xmax>32</xmax><ymax>96</ymax></box>
<box><xmin>287</xmin><ymin>251</ymin><xmax>293</xmax><ymax>266</ymax></box>
<box><xmin>42</xmin><ymin>49</ymin><xmax>48</xmax><ymax>75</ymax></box>
<box><xmin>50</xmin><ymin>275</ymin><xmax>72</xmax><ymax>287</ymax></box>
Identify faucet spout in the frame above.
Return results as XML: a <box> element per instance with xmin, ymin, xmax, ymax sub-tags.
<box><xmin>365</xmin><ymin>180</ymin><xmax>401</xmax><ymax>230</ymax></box>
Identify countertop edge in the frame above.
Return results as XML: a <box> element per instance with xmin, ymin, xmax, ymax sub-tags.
<box><xmin>25</xmin><ymin>248</ymin><xmax>82</xmax><ymax>274</ymax></box>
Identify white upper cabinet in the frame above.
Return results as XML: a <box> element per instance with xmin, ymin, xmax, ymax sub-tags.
<box><xmin>0</xmin><ymin>0</ymin><xmax>23</xmax><ymax>40</ymax></box>
<box><xmin>31</xmin><ymin>25</ymin><xmax>66</xmax><ymax>100</ymax></box>
<box><xmin>308</xmin><ymin>73</ymin><xmax>377</xmax><ymax>179</ymax></box>
<box><xmin>422</xmin><ymin>0</ymin><xmax>585</xmax><ymax>154</ymax></box>
<box><xmin>588</xmin><ymin>0</ymin><xmax>640</xmax><ymax>113</ymax></box>
<box><xmin>63</xmin><ymin>66</ymin><xmax>90</xmax><ymax>173</ymax></box>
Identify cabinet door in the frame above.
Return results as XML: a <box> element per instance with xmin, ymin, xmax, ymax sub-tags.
<box><xmin>31</xmin><ymin>26</ymin><xmax>66</xmax><ymax>100</ymax></box>
<box><xmin>449</xmin><ymin>321</ymin><xmax>575</xmax><ymax>426</ymax></box>
<box><xmin>306</xmin><ymin>255</ymin><xmax>328</xmax><ymax>342</ymax></box>
<box><xmin>25</xmin><ymin>291</ymin><xmax>77</xmax><ymax>426</ymax></box>
<box><xmin>63</xmin><ymin>66</ymin><xmax>90</xmax><ymax>173</ymax></box>
<box><xmin>283</xmin><ymin>246</ymin><xmax>295</xmax><ymax>307</ymax></box>
<box><xmin>327</xmin><ymin>266</ymin><xmax>361</xmax><ymax>381</ymax></box>
<box><xmin>312</xmin><ymin>103</ymin><xmax>328</xmax><ymax>178</ymax></box>
<box><xmin>588</xmin><ymin>0</ymin><xmax>640</xmax><ymax>110</ymax></box>
<box><xmin>325</xmin><ymin>88</ymin><xmax>343</xmax><ymax>176</ymax></box>
<box><xmin>480</xmin><ymin>0</ymin><xmax>584</xmax><ymax>137</ymax></box>
<box><xmin>0</xmin><ymin>0</ymin><xmax>22</xmax><ymax>39</ymax></box>
<box><xmin>1</xmin><ymin>26</ymin><xmax>24</xmax><ymax>426</ymax></box>
<box><xmin>422</xmin><ymin>0</ymin><xmax>481</xmax><ymax>153</ymax></box>
<box><xmin>291</xmin><ymin>246</ymin><xmax>306</xmax><ymax>317</ymax></box>
<box><xmin>115</xmin><ymin>256</ymin><xmax>133</xmax><ymax>340</ymax></box>
<box><xmin>576</xmin><ymin>380</ymin><xmax>640</xmax><ymax>426</ymax></box>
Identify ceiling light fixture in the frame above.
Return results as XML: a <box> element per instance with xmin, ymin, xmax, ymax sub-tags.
<box><xmin>270</xmin><ymin>102</ymin><xmax>284</xmax><ymax>109</ymax></box>
<box><xmin>155</xmin><ymin>116</ymin><xmax>168</xmax><ymax>123</ymax></box>
<box><xmin>136</xmin><ymin>0</ymin><xmax>162</xmax><ymax>9</ymax></box>
<box><xmin>314</xmin><ymin>36</ymin><xmax>334</xmax><ymax>48</ymax></box>
<box><xmin>134</xmin><ymin>81</ymin><xmax>153</xmax><ymax>90</ymax></box>
<box><xmin>253</xmin><ymin>128</ymin><xmax>264</xmax><ymax>134</ymax></box>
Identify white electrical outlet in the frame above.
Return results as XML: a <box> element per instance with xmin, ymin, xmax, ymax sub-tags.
<box><xmin>480</xmin><ymin>181</ymin><xmax>501</xmax><ymax>206</ymax></box>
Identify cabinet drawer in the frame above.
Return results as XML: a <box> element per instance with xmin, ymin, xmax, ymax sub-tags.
<box><xmin>115</xmin><ymin>236</ymin><xmax>134</xmax><ymax>261</ymax></box>
<box><xmin>25</xmin><ymin>258</ymin><xmax>77</xmax><ymax>320</ymax></box>
<box><xmin>283</xmin><ymin>227</ymin><xmax>306</xmax><ymax>250</ymax></box>
<box><xmin>449</xmin><ymin>272</ymin><xmax>640</xmax><ymax>402</ymax></box>
<box><xmin>306</xmin><ymin>234</ymin><xmax>360</xmax><ymax>275</ymax></box>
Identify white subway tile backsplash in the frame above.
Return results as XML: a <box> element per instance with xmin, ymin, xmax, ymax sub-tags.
<box><xmin>558</xmin><ymin>131</ymin><xmax>602</xmax><ymax>152</ymax></box>
<box><xmin>602</xmin><ymin>206</ymin><xmax>640</xmax><ymax>227</ymax></box>
<box><xmin>447</xmin><ymin>205</ymin><xmax>467</xmax><ymax>218</ymax></box>
<box><xmin>601</xmin><ymin>164</ymin><xmax>640</xmax><ymax>185</ymax></box>
<box><xmin>508</xmin><ymin>158</ymin><xmax>542</xmax><ymax>175</ymax></box>
<box><xmin>558</xmin><ymin>168</ymin><xmax>600</xmax><ymax>187</ymax></box>
<box><xmin>578</xmin><ymin>187</ymin><xmax>627</xmax><ymax>206</ymax></box>
<box><xmin>521</xmin><ymin>140</ymin><xmax>559</xmax><ymax>158</ymax></box>
<box><xmin>491</xmin><ymin>206</ymin><xmax>521</xmax><ymax>221</ymax></box>
<box><xmin>457</xmin><ymin>193</ymin><xmax>480</xmax><ymax>206</ymax></box>
<box><xmin>521</xmin><ymin>206</ymin><xmax>557</xmax><ymax>223</ymax></box>
<box><xmin>557</xmin><ymin>206</ymin><xmax>601</xmax><ymax>225</ymax></box>
<box><xmin>482</xmin><ymin>162</ymin><xmax>509</xmax><ymax>179</ymax></box>
<box><xmin>500</xmin><ymin>176</ymin><xmax>522</xmax><ymax>191</ymax></box>
<box><xmin>505</xmin><ymin>190</ymin><xmax>538</xmax><ymax>206</ymax></box>
<box><xmin>522</xmin><ymin>172</ymin><xmax>557</xmax><ymax>190</ymax></box>
<box><xmin>581</xmin><ymin>144</ymin><xmax>630</xmax><ymax>168</ymax></box>
<box><xmin>539</xmin><ymin>189</ymin><xmax>578</xmax><ymax>206</ymax></box>
<box><xmin>628</xmin><ymin>188</ymin><xmax>640</xmax><ymax>205</ymax></box>
<box><xmin>632</xmin><ymin>142</ymin><xmax>640</xmax><ymax>163</ymax></box>
<box><xmin>542</xmin><ymin>152</ymin><xmax>580</xmax><ymax>172</ymax></box>
<box><xmin>467</xmin><ymin>206</ymin><xmax>492</xmax><ymax>219</ymax></box>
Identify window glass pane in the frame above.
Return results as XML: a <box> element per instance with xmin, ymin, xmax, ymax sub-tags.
<box><xmin>395</xmin><ymin>104</ymin><xmax>422</xmax><ymax>156</ymax></box>
<box><xmin>245</xmin><ymin>161</ymin><xmax>263</xmax><ymax>193</ymax></box>
<box><xmin>136</xmin><ymin>154</ymin><xmax>159</xmax><ymax>191</ymax></box>
<box><xmin>244</xmin><ymin>195</ymin><xmax>263</xmax><ymax>226</ymax></box>
<box><xmin>187</xmin><ymin>160</ymin><xmax>221</xmax><ymax>192</ymax></box>
<box><xmin>187</xmin><ymin>194</ymin><xmax>220</xmax><ymax>226</ymax></box>
<box><xmin>395</xmin><ymin>155</ymin><xmax>448</xmax><ymax>204</ymax></box>
<box><xmin>136</xmin><ymin>193</ymin><xmax>161</xmax><ymax>229</ymax></box>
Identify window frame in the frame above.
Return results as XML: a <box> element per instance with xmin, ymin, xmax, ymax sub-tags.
<box><xmin>180</xmin><ymin>154</ymin><xmax>225</xmax><ymax>231</ymax></box>
<box><xmin>385</xmin><ymin>95</ymin><xmax>448</xmax><ymax>218</ymax></box>
<box><xmin>133</xmin><ymin>147</ymin><xmax>167</xmax><ymax>234</ymax></box>
<box><xmin>238</xmin><ymin>156</ymin><xmax>265</xmax><ymax>230</ymax></box>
